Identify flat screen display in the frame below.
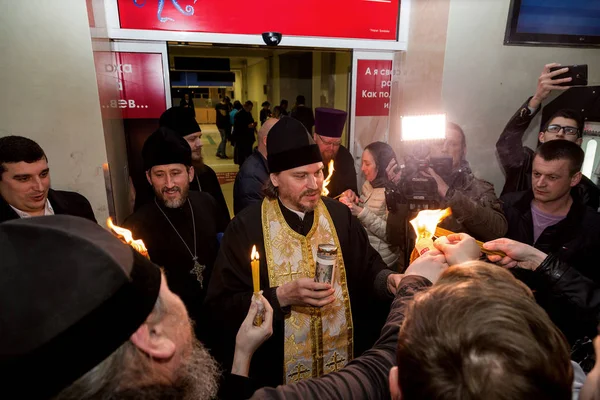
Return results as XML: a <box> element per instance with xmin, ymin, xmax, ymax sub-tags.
<box><xmin>505</xmin><ymin>0</ymin><xmax>600</xmax><ymax>47</ymax></box>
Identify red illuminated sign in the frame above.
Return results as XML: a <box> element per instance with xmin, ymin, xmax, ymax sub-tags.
<box><xmin>117</xmin><ymin>0</ymin><xmax>399</xmax><ymax>40</ymax></box>
<box><xmin>94</xmin><ymin>52</ymin><xmax>166</xmax><ymax>119</ymax></box>
<box><xmin>355</xmin><ymin>60</ymin><xmax>392</xmax><ymax>117</ymax></box>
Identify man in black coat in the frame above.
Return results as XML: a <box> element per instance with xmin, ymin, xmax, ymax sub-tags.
<box><xmin>124</xmin><ymin>128</ymin><xmax>225</xmax><ymax>342</ymax></box>
<box><xmin>0</xmin><ymin>136</ymin><xmax>96</xmax><ymax>223</ymax></box>
<box><xmin>290</xmin><ymin>95</ymin><xmax>315</xmax><ymax>133</ymax></box>
<box><xmin>496</xmin><ymin>63</ymin><xmax>600</xmax><ymax>210</ymax></box>
<box><xmin>233</xmin><ymin>101</ymin><xmax>258</xmax><ymax>167</ymax></box>
<box><xmin>312</xmin><ymin>107</ymin><xmax>357</xmax><ymax>198</ymax></box>
<box><xmin>500</xmin><ymin>140</ymin><xmax>600</xmax><ymax>345</ymax></box>
<box><xmin>233</xmin><ymin>118</ymin><xmax>277</xmax><ymax>215</ymax></box>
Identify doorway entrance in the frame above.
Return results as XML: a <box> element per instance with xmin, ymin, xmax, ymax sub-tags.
<box><xmin>167</xmin><ymin>43</ymin><xmax>352</xmax><ymax>216</ymax></box>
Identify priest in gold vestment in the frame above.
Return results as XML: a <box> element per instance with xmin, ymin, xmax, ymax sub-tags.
<box><xmin>205</xmin><ymin>118</ymin><xmax>402</xmax><ymax>389</ymax></box>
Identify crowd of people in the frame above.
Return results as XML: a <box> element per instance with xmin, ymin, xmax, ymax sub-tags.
<box><xmin>2</xmin><ymin>63</ymin><xmax>600</xmax><ymax>400</ymax></box>
<box><xmin>212</xmin><ymin>94</ymin><xmax>313</xmax><ymax>167</ymax></box>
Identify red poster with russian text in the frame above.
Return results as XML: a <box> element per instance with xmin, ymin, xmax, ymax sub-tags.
<box><xmin>355</xmin><ymin>60</ymin><xmax>392</xmax><ymax>117</ymax></box>
<box><xmin>94</xmin><ymin>52</ymin><xmax>166</xmax><ymax>119</ymax></box>
<box><xmin>117</xmin><ymin>0</ymin><xmax>399</xmax><ymax>40</ymax></box>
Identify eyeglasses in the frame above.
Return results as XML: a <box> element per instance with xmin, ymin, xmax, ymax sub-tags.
<box><xmin>316</xmin><ymin>134</ymin><xmax>341</xmax><ymax>148</ymax></box>
<box><xmin>546</xmin><ymin>124</ymin><xmax>580</xmax><ymax>136</ymax></box>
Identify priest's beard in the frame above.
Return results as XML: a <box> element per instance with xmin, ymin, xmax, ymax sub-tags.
<box><xmin>321</xmin><ymin>148</ymin><xmax>338</xmax><ymax>165</ymax></box>
<box><xmin>113</xmin><ymin>339</ymin><xmax>221</xmax><ymax>400</ymax></box>
<box><xmin>174</xmin><ymin>338</ymin><xmax>221</xmax><ymax>400</ymax></box>
<box><xmin>280</xmin><ymin>188</ymin><xmax>321</xmax><ymax>213</ymax></box>
<box><xmin>191</xmin><ymin>151</ymin><xmax>204</xmax><ymax>168</ymax></box>
<box><xmin>155</xmin><ymin>185</ymin><xmax>189</xmax><ymax>209</ymax></box>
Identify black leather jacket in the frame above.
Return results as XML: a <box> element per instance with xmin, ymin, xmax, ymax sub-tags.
<box><xmin>537</xmin><ymin>254</ymin><xmax>600</xmax><ymax>332</ymax></box>
<box><xmin>536</xmin><ymin>253</ymin><xmax>600</xmax><ymax>369</ymax></box>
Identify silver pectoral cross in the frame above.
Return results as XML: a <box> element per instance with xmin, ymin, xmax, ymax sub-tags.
<box><xmin>190</xmin><ymin>257</ymin><xmax>206</xmax><ymax>288</ymax></box>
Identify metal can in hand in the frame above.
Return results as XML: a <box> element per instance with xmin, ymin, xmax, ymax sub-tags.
<box><xmin>315</xmin><ymin>244</ymin><xmax>337</xmax><ymax>285</ymax></box>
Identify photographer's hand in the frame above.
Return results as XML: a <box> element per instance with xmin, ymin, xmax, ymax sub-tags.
<box><xmin>386</xmin><ymin>159</ymin><xmax>402</xmax><ymax>185</ymax></box>
<box><xmin>529</xmin><ymin>63</ymin><xmax>571</xmax><ymax>110</ymax></box>
<box><xmin>422</xmin><ymin>168</ymin><xmax>449</xmax><ymax>198</ymax></box>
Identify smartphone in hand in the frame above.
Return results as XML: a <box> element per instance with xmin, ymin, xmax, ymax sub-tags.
<box><xmin>549</xmin><ymin>64</ymin><xmax>588</xmax><ymax>87</ymax></box>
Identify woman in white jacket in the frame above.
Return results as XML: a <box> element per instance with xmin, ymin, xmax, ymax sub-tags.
<box><xmin>339</xmin><ymin>142</ymin><xmax>400</xmax><ymax>268</ymax></box>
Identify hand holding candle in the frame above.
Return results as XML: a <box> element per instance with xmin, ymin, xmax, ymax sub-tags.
<box><xmin>250</xmin><ymin>245</ymin><xmax>265</xmax><ymax>326</ymax></box>
<box><xmin>410</xmin><ymin>208</ymin><xmax>452</xmax><ymax>256</ymax></box>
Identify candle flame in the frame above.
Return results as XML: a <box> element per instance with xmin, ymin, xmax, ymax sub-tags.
<box><xmin>106</xmin><ymin>218</ymin><xmax>149</xmax><ymax>256</ymax></box>
<box><xmin>409</xmin><ymin>208</ymin><xmax>452</xmax><ymax>240</ymax></box>
<box><xmin>321</xmin><ymin>160</ymin><xmax>335</xmax><ymax>196</ymax></box>
<box><xmin>251</xmin><ymin>245</ymin><xmax>259</xmax><ymax>260</ymax></box>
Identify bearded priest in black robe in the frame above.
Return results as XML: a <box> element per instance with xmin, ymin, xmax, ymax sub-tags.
<box><xmin>204</xmin><ymin>118</ymin><xmax>402</xmax><ymax>389</ymax></box>
<box><xmin>124</xmin><ymin>128</ymin><xmax>223</xmax><ymax>343</ymax></box>
<box><xmin>313</xmin><ymin>107</ymin><xmax>358</xmax><ymax>199</ymax></box>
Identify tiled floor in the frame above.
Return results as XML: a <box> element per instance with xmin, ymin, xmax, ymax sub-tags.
<box><xmin>200</xmin><ymin>124</ymin><xmax>238</xmax><ymax>218</ymax></box>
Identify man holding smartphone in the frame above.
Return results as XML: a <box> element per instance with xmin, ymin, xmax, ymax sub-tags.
<box><xmin>496</xmin><ymin>63</ymin><xmax>600</xmax><ymax>210</ymax></box>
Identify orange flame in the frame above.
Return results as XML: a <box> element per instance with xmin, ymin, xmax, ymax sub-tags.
<box><xmin>106</xmin><ymin>217</ymin><xmax>149</xmax><ymax>258</ymax></box>
<box><xmin>409</xmin><ymin>208</ymin><xmax>452</xmax><ymax>241</ymax></box>
<box><xmin>251</xmin><ymin>244</ymin><xmax>259</xmax><ymax>260</ymax></box>
<box><xmin>321</xmin><ymin>160</ymin><xmax>335</xmax><ymax>196</ymax></box>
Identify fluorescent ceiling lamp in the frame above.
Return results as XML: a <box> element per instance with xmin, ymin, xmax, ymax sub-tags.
<box><xmin>401</xmin><ymin>114</ymin><xmax>446</xmax><ymax>141</ymax></box>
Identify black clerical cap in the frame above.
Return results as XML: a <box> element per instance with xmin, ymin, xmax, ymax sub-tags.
<box><xmin>0</xmin><ymin>215</ymin><xmax>161</xmax><ymax>399</ymax></box>
<box><xmin>159</xmin><ymin>106</ymin><xmax>201</xmax><ymax>137</ymax></box>
<box><xmin>315</xmin><ymin>107</ymin><xmax>347</xmax><ymax>138</ymax></box>
<box><xmin>143</xmin><ymin>127</ymin><xmax>192</xmax><ymax>171</ymax></box>
<box><xmin>267</xmin><ymin>117</ymin><xmax>322</xmax><ymax>173</ymax></box>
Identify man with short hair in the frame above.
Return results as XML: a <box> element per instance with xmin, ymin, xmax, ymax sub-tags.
<box><xmin>124</xmin><ymin>127</ymin><xmax>225</xmax><ymax>342</ymax></box>
<box><xmin>233</xmin><ymin>118</ymin><xmax>277</xmax><ymax>214</ymax></box>
<box><xmin>0</xmin><ymin>135</ymin><xmax>96</xmax><ymax>223</ymax></box>
<box><xmin>0</xmin><ymin>215</ymin><xmax>272</xmax><ymax>399</ymax></box>
<box><xmin>206</xmin><ymin>117</ymin><xmax>403</xmax><ymax>389</ymax></box>
<box><xmin>290</xmin><ymin>95</ymin><xmax>315</xmax><ymax>133</ymax></box>
<box><xmin>233</xmin><ymin>100</ymin><xmax>258</xmax><ymax>166</ymax></box>
<box><xmin>501</xmin><ymin>139</ymin><xmax>600</xmax><ymax>345</ymax></box>
<box><xmin>313</xmin><ymin>107</ymin><xmax>357</xmax><ymax>198</ymax></box>
<box><xmin>391</xmin><ymin>262</ymin><xmax>574</xmax><ymax>400</ymax></box>
<box><xmin>496</xmin><ymin>63</ymin><xmax>600</xmax><ymax>209</ymax></box>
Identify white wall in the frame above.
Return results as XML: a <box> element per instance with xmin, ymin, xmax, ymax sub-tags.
<box><xmin>0</xmin><ymin>1</ymin><xmax>110</xmax><ymax>222</ymax></box>
<box><xmin>246</xmin><ymin>59</ymin><xmax>268</xmax><ymax>121</ymax></box>
<box><xmin>442</xmin><ymin>0</ymin><xmax>600</xmax><ymax>194</ymax></box>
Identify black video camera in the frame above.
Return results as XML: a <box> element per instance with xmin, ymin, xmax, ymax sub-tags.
<box><xmin>385</xmin><ymin>155</ymin><xmax>453</xmax><ymax>211</ymax></box>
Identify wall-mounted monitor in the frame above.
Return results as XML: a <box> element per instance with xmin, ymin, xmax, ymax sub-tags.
<box><xmin>505</xmin><ymin>0</ymin><xmax>600</xmax><ymax>47</ymax></box>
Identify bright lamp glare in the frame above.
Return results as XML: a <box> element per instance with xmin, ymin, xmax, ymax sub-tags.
<box><xmin>401</xmin><ymin>114</ymin><xmax>446</xmax><ymax>141</ymax></box>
